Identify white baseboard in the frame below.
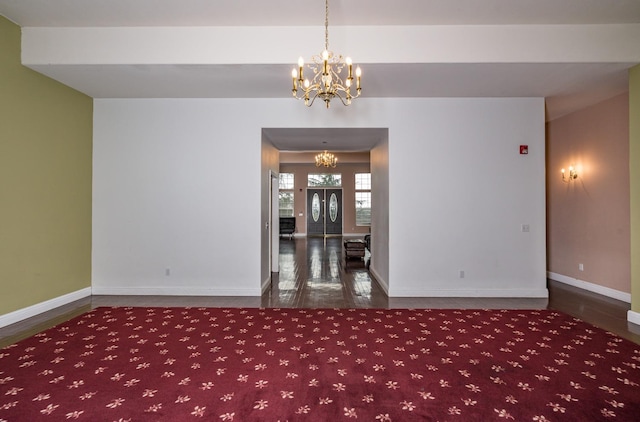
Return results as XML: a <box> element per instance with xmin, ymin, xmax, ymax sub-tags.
<box><xmin>547</xmin><ymin>272</ymin><xmax>631</xmax><ymax>303</ymax></box>
<box><xmin>369</xmin><ymin>265</ymin><xmax>388</xmax><ymax>295</ymax></box>
<box><xmin>628</xmin><ymin>310</ymin><xmax>640</xmax><ymax>327</ymax></box>
<box><xmin>285</xmin><ymin>233</ymin><xmax>368</xmax><ymax>238</ymax></box>
<box><xmin>0</xmin><ymin>287</ymin><xmax>92</xmax><ymax>329</ymax></box>
<box><xmin>261</xmin><ymin>276</ymin><xmax>271</xmax><ymax>294</ymax></box>
<box><xmin>91</xmin><ymin>286</ymin><xmax>262</xmax><ymax>296</ymax></box>
<box><xmin>388</xmin><ymin>288</ymin><xmax>549</xmax><ymax>298</ymax></box>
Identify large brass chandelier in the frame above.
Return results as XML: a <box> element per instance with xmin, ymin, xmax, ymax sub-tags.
<box><xmin>315</xmin><ymin>150</ymin><xmax>338</xmax><ymax>168</ymax></box>
<box><xmin>291</xmin><ymin>0</ymin><xmax>361</xmax><ymax>108</ymax></box>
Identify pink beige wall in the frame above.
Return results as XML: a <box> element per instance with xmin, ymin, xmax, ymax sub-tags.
<box><xmin>279</xmin><ymin>159</ymin><xmax>371</xmax><ymax>236</ymax></box>
<box><xmin>547</xmin><ymin>93</ymin><xmax>630</xmax><ymax>294</ymax></box>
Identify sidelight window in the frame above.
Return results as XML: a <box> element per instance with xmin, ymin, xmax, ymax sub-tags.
<box><xmin>355</xmin><ymin>173</ymin><xmax>371</xmax><ymax>226</ymax></box>
<box><xmin>279</xmin><ymin>173</ymin><xmax>294</xmax><ymax>217</ymax></box>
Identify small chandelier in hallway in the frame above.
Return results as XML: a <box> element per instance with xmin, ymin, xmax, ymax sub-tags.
<box><xmin>315</xmin><ymin>150</ymin><xmax>337</xmax><ymax>168</ymax></box>
<box><xmin>291</xmin><ymin>0</ymin><xmax>362</xmax><ymax>108</ymax></box>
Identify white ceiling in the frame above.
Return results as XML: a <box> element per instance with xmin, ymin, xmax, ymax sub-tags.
<box><xmin>2</xmin><ymin>0</ymin><xmax>639</xmax><ymax>150</ymax></box>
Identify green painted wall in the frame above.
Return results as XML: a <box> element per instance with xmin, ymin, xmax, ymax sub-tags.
<box><xmin>631</xmin><ymin>64</ymin><xmax>640</xmax><ymax>313</ymax></box>
<box><xmin>0</xmin><ymin>16</ymin><xmax>92</xmax><ymax>316</ymax></box>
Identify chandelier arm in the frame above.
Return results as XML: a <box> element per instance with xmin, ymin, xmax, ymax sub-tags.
<box><xmin>333</xmin><ymin>91</ymin><xmax>352</xmax><ymax>106</ymax></box>
<box><xmin>305</xmin><ymin>91</ymin><xmax>321</xmax><ymax>107</ymax></box>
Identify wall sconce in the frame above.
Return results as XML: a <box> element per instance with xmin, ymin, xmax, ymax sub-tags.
<box><xmin>561</xmin><ymin>166</ymin><xmax>578</xmax><ymax>182</ymax></box>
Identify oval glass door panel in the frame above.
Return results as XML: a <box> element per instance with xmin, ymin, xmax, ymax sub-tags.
<box><xmin>329</xmin><ymin>193</ymin><xmax>338</xmax><ymax>222</ymax></box>
<box><xmin>312</xmin><ymin>193</ymin><xmax>321</xmax><ymax>222</ymax></box>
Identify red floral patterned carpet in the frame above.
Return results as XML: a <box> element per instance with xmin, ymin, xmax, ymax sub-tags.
<box><xmin>1</xmin><ymin>307</ymin><xmax>639</xmax><ymax>421</ymax></box>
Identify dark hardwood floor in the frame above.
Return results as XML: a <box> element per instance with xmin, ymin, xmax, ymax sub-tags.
<box><xmin>547</xmin><ymin>279</ymin><xmax>640</xmax><ymax>344</ymax></box>
<box><xmin>1</xmin><ymin>236</ymin><xmax>639</xmax><ymax>348</ymax></box>
<box><xmin>263</xmin><ymin>236</ymin><xmax>388</xmax><ymax>308</ymax></box>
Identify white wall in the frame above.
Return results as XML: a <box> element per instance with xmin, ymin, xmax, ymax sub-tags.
<box><xmin>388</xmin><ymin>99</ymin><xmax>547</xmax><ymax>297</ymax></box>
<box><xmin>92</xmin><ymin>99</ymin><xmax>264</xmax><ymax>295</ymax></box>
<box><xmin>370</xmin><ymin>137</ymin><xmax>390</xmax><ymax>292</ymax></box>
<box><xmin>92</xmin><ymin>97</ymin><xmax>546</xmax><ymax>298</ymax></box>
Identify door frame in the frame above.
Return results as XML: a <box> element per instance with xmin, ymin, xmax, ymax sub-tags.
<box><xmin>269</xmin><ymin>170</ymin><xmax>279</xmax><ymax>273</ymax></box>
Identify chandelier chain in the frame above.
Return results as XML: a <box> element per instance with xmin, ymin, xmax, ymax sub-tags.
<box><xmin>324</xmin><ymin>0</ymin><xmax>329</xmax><ymax>52</ymax></box>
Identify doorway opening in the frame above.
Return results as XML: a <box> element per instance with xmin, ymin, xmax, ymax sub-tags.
<box><xmin>261</xmin><ymin>127</ymin><xmax>390</xmax><ymax>296</ymax></box>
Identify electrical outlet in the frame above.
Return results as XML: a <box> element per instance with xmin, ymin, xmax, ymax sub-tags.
<box><xmin>521</xmin><ymin>224</ymin><xmax>530</xmax><ymax>233</ymax></box>
<box><xmin>459</xmin><ymin>270</ymin><xmax>465</xmax><ymax>278</ymax></box>
<box><xmin>165</xmin><ymin>268</ymin><xmax>171</xmax><ymax>276</ymax></box>
<box><xmin>578</xmin><ymin>263</ymin><xmax>584</xmax><ymax>271</ymax></box>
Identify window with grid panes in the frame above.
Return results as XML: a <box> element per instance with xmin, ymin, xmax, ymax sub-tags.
<box><xmin>307</xmin><ymin>174</ymin><xmax>342</xmax><ymax>187</ymax></box>
<box><xmin>278</xmin><ymin>173</ymin><xmax>294</xmax><ymax>217</ymax></box>
<box><xmin>355</xmin><ymin>173</ymin><xmax>371</xmax><ymax>226</ymax></box>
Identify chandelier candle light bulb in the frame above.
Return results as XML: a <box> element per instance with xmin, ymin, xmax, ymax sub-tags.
<box><xmin>298</xmin><ymin>57</ymin><xmax>304</xmax><ymax>81</ymax></box>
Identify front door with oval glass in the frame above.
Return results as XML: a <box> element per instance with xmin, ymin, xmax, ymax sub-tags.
<box><xmin>306</xmin><ymin>189</ymin><xmax>343</xmax><ymax>236</ymax></box>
